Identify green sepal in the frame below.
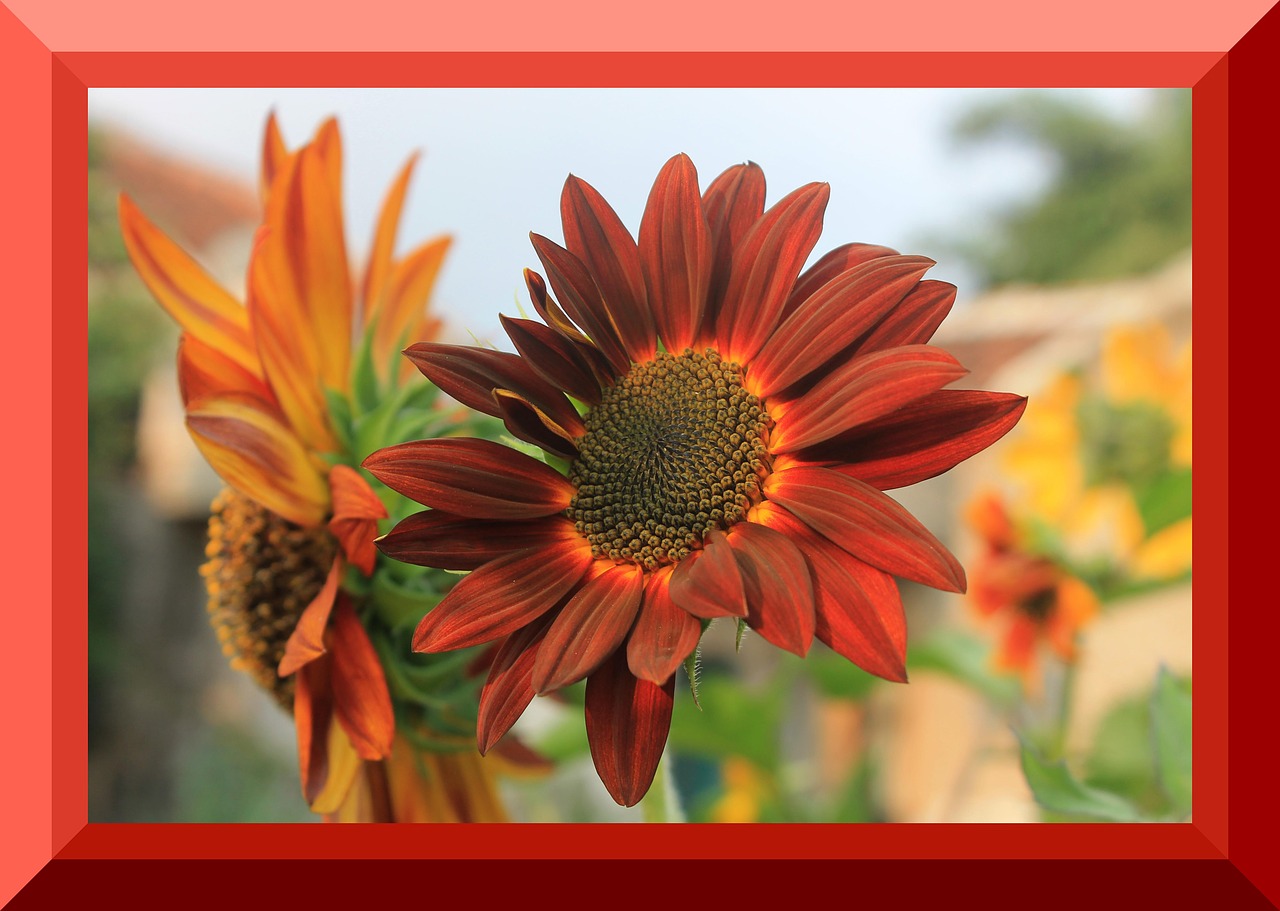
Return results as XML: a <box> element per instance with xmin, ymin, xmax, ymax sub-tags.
<box><xmin>321</xmin><ymin>386</ymin><xmax>356</xmax><ymax>457</ymax></box>
<box><xmin>683</xmin><ymin>646</ymin><xmax>702</xmax><ymax>710</ymax></box>
<box><xmin>370</xmin><ymin>570</ymin><xmax>443</xmax><ymax>632</ymax></box>
<box><xmin>735</xmin><ymin>618</ymin><xmax>748</xmax><ymax>653</ymax></box>
<box><xmin>351</xmin><ymin>320</ymin><xmax>383</xmax><ymax>417</ymax></box>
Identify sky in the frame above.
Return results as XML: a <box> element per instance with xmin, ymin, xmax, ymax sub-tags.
<box><xmin>89</xmin><ymin>87</ymin><xmax>1159</xmax><ymax>345</ymax></box>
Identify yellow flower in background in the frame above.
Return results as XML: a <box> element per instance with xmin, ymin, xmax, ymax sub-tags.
<box><xmin>1001</xmin><ymin>322</ymin><xmax>1191</xmax><ymax>587</ymax></box>
<box><xmin>710</xmin><ymin>757</ymin><xmax>771</xmax><ymax>823</ymax></box>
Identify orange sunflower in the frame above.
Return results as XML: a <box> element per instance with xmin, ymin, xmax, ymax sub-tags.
<box><xmin>119</xmin><ymin>115</ymin><xmax>456</xmax><ymax>816</ymax></box>
<box><xmin>966</xmin><ymin>492</ymin><xmax>1099</xmax><ymax>684</ymax></box>
<box><xmin>364</xmin><ymin>154</ymin><xmax>1026</xmax><ymax>806</ymax></box>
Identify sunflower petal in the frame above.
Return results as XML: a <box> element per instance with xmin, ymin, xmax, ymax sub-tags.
<box><xmin>751</xmin><ymin>255</ymin><xmax>935</xmax><ymax>397</ymax></box>
<box><xmin>725</xmin><ymin>521</ymin><xmax>815</xmax><ymax>656</ymax></box>
<box><xmin>757</xmin><ymin>503</ymin><xmax>906</xmax><ymax>681</ymax></box>
<box><xmin>765</xmin><ymin>466</ymin><xmax>965</xmax><ymax>593</ymax></box>
<box><xmin>404</xmin><ymin>342</ymin><xmax>582</xmax><ymax>433</ymax></box>
<box><xmin>362</xmin><ymin>153</ymin><xmax>419</xmax><ymax>329</ymax></box>
<box><xmin>585</xmin><ymin>649</ymin><xmax>675</xmax><ymax>808</ymax></box>
<box><xmin>293</xmin><ymin>655</ymin><xmax>335</xmax><ymax>806</ymax></box>
<box><xmin>118</xmin><ymin>194</ymin><xmax>260</xmax><ymax>378</ymax></box>
<box><xmin>176</xmin><ymin>333</ymin><xmax>275</xmax><ymax>409</ymax></box>
<box><xmin>853</xmin><ymin>279</ymin><xmax>956</xmax><ymax>353</ymax></box>
<box><xmin>478</xmin><ymin>613</ymin><xmax>557</xmax><ymax>754</ymax></box>
<box><xmin>638</xmin><ymin>153</ymin><xmax>713</xmax><ymax>353</ymax></box>
<box><xmin>260</xmin><ymin>137</ymin><xmax>353</xmax><ymax>397</ymax></box>
<box><xmin>246</xmin><ymin>227</ymin><xmax>341</xmax><ymax>455</ymax></box>
<box><xmin>533</xmin><ymin>563</ymin><xmax>645</xmax><ymax>694</ymax></box>
<box><xmin>717</xmin><ymin>182</ymin><xmax>830</xmax><ymax>364</ymax></box>
<box><xmin>378</xmin><ymin>512</ymin><xmax>578</xmax><ymax>571</ymax></box>
<box><xmin>260</xmin><ymin>111</ymin><xmax>291</xmax><ymax>203</ymax></box>
<box><xmin>328</xmin><ymin>465</ymin><xmax>388</xmax><ymax>576</ymax></box>
<box><xmin>493</xmin><ymin>388</ymin><xmax>582</xmax><ymax>461</ymax></box>
<box><xmin>627</xmin><ymin>567</ymin><xmax>701</xmax><ymax>684</ymax></box>
<box><xmin>412</xmin><ymin>543</ymin><xmax>593</xmax><ymax>653</ymax></box>
<box><xmin>667</xmin><ymin>530</ymin><xmax>747</xmax><ymax>619</ymax></box>
<box><xmin>702</xmin><ymin>162</ymin><xmax>766</xmax><ymax>322</ymax></box>
<box><xmin>501</xmin><ymin>314</ymin><xmax>603</xmax><ymax>405</ymax></box>
<box><xmin>817</xmin><ymin>390</ymin><xmax>1029</xmax><ymax>490</ymax></box>
<box><xmin>185</xmin><ymin>393</ymin><xmax>329</xmax><ymax>528</ymax></box>
<box><xmin>562</xmin><ymin>175</ymin><xmax>655</xmax><ymax>362</ymax></box>
<box><xmin>377</xmin><ymin>235</ymin><xmax>452</xmax><ymax>370</ymax></box>
<box><xmin>531</xmin><ymin>234</ymin><xmax>630</xmax><ymax>373</ymax></box>
<box><xmin>770</xmin><ymin>345</ymin><xmax>968</xmax><ymax>454</ymax></box>
<box><xmin>783</xmin><ymin>242</ymin><xmax>899</xmax><ymax>319</ymax></box>
<box><xmin>278</xmin><ymin>556</ymin><xmax>343</xmax><ymax>677</ymax></box>
<box><xmin>363</xmin><ymin>438</ymin><xmax>576</xmax><ymax>519</ymax></box>
<box><xmin>328</xmin><ymin>596</ymin><xmax>395</xmax><ymax>760</ymax></box>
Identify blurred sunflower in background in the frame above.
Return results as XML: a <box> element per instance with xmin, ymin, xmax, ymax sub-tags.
<box><xmin>365</xmin><ymin>153</ymin><xmax>1026</xmax><ymax>807</ymax></box>
<box><xmin>1001</xmin><ymin>322</ymin><xmax>1192</xmax><ymax>595</ymax></box>
<box><xmin>120</xmin><ymin>115</ymin><xmax>540</xmax><ymax>821</ymax></box>
<box><xmin>966</xmin><ymin>491</ymin><xmax>1099</xmax><ymax>687</ymax></box>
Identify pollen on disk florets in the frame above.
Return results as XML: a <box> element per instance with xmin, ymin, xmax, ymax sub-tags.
<box><xmin>567</xmin><ymin>348</ymin><xmax>772</xmax><ymax>569</ymax></box>
<box><xmin>201</xmin><ymin>487</ymin><xmax>338</xmax><ymax>707</ymax></box>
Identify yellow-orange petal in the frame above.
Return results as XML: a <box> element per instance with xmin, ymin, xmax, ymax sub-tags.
<box><xmin>246</xmin><ymin>227</ymin><xmax>342</xmax><ymax>455</ymax></box>
<box><xmin>118</xmin><ymin>194</ymin><xmax>261</xmax><ymax>379</ymax></box>
<box><xmin>309</xmin><ymin>706</ymin><xmax>364</xmax><ymax>815</ymax></box>
<box><xmin>260</xmin><ymin>111</ymin><xmax>292</xmax><ymax>204</ymax></box>
<box><xmin>278</xmin><ymin>556</ymin><xmax>343</xmax><ymax>677</ymax></box>
<box><xmin>177</xmin><ymin>333</ymin><xmax>276</xmax><ymax>410</ymax></box>
<box><xmin>328</xmin><ymin>597</ymin><xmax>396</xmax><ymax>761</ymax></box>
<box><xmin>259</xmin><ymin>138</ymin><xmax>353</xmax><ymax>400</ymax></box>
<box><xmin>376</xmin><ymin>236</ymin><xmax>453</xmax><ymax>374</ymax></box>
<box><xmin>185</xmin><ymin>393</ymin><xmax>330</xmax><ymax>528</ymax></box>
<box><xmin>362</xmin><ymin>153</ymin><xmax>420</xmax><ymax>330</ymax></box>
<box><xmin>328</xmin><ymin>465</ymin><xmax>388</xmax><ymax>575</ymax></box>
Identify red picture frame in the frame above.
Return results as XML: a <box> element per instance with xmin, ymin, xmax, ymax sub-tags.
<box><xmin>1</xmin><ymin>0</ymin><xmax>1267</xmax><ymax>905</ymax></box>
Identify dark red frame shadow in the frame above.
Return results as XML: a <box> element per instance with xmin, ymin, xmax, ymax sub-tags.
<box><xmin>2</xmin><ymin>4</ymin><xmax>1273</xmax><ymax>906</ymax></box>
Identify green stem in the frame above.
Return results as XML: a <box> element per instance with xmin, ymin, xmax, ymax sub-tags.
<box><xmin>641</xmin><ymin>749</ymin><xmax>685</xmax><ymax>823</ymax></box>
<box><xmin>1050</xmin><ymin>654</ymin><xmax>1079</xmax><ymax>759</ymax></box>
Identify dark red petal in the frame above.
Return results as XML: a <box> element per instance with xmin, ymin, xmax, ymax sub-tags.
<box><xmin>701</xmin><ymin>162</ymin><xmax>766</xmax><ymax>324</ymax></box>
<box><xmin>757</xmin><ymin>504</ymin><xmax>906</xmax><ymax>682</ymax></box>
<box><xmin>725</xmin><ymin>521</ymin><xmax>815</xmax><ymax>657</ymax></box>
<box><xmin>770</xmin><ymin>345</ymin><xmax>968</xmax><ymax>454</ymax></box>
<box><xmin>585</xmin><ymin>649</ymin><xmax>675</xmax><ymax>807</ymax></box>
<box><xmin>765</xmin><ymin>466</ymin><xmax>965</xmax><ymax>593</ymax></box>
<box><xmin>501</xmin><ymin>314</ymin><xmax>603</xmax><ymax>405</ymax></box>
<box><xmin>627</xmin><ymin>567</ymin><xmax>702</xmax><ymax>684</ymax></box>
<box><xmin>524</xmin><ymin>269</ymin><xmax>620</xmax><ymax>386</ymax></box>
<box><xmin>716</xmin><ymin>182</ymin><xmax>830</xmax><ymax>364</ymax></box>
<box><xmin>328</xmin><ymin>596</ymin><xmax>395</xmax><ymax>760</ymax></box>
<box><xmin>750</xmin><ymin>255</ymin><xmax>935</xmax><ymax>397</ymax></box>
<box><xmin>853</xmin><ymin>279</ymin><xmax>956</xmax><ymax>354</ymax></box>
<box><xmin>638</xmin><ymin>153</ymin><xmax>712</xmax><ymax>353</ymax></box>
<box><xmin>294</xmin><ymin>655</ymin><xmax>334</xmax><ymax>806</ymax></box>
<box><xmin>667</xmin><ymin>529</ymin><xmax>747</xmax><ymax>619</ymax></box>
<box><xmin>403</xmin><ymin>342</ymin><xmax>581</xmax><ymax>432</ymax></box>
<box><xmin>363</xmin><ymin>438</ymin><xmax>575</xmax><ymax>519</ymax></box>
<box><xmin>412</xmin><ymin>544</ymin><xmax>593</xmax><ymax>653</ymax></box>
<box><xmin>477</xmin><ymin>611</ymin><xmax>557</xmax><ymax>755</ymax></box>
<box><xmin>810</xmin><ymin>390</ymin><xmax>1029</xmax><ymax>490</ymax></box>
<box><xmin>377</xmin><ymin>512</ymin><xmax>579</xmax><ymax>571</ymax></box>
<box><xmin>493</xmin><ymin>388</ymin><xmax>581</xmax><ymax>461</ymax></box>
<box><xmin>531</xmin><ymin>233</ymin><xmax>630</xmax><ymax>374</ymax></box>
<box><xmin>533</xmin><ymin>563</ymin><xmax>645</xmax><ymax>694</ymax></box>
<box><xmin>783</xmin><ymin>242</ymin><xmax>899</xmax><ymax>320</ymax></box>
<box><xmin>561</xmin><ymin>175</ymin><xmax>655</xmax><ymax>363</ymax></box>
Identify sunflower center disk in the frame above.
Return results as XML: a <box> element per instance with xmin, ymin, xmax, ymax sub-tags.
<box><xmin>202</xmin><ymin>487</ymin><xmax>338</xmax><ymax>707</ymax></box>
<box><xmin>567</xmin><ymin>349</ymin><xmax>772</xmax><ymax>569</ymax></box>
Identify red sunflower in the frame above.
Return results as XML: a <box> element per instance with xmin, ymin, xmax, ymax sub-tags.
<box><xmin>364</xmin><ymin>154</ymin><xmax>1026</xmax><ymax>806</ymax></box>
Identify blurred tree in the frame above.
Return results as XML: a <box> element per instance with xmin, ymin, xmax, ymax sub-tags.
<box><xmin>945</xmin><ymin>90</ymin><xmax>1191</xmax><ymax>288</ymax></box>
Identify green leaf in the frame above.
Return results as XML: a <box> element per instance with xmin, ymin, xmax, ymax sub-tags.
<box><xmin>1150</xmin><ymin>667</ymin><xmax>1192</xmax><ymax>817</ymax></box>
<box><xmin>666</xmin><ymin>676</ymin><xmax>782</xmax><ymax>773</ymax></box>
<box><xmin>1018</xmin><ymin>733</ymin><xmax>1145</xmax><ymax>821</ymax></box>
<box><xmin>370</xmin><ymin>571</ymin><xmax>442</xmax><ymax>631</ymax></box>
<box><xmin>805</xmin><ymin>649</ymin><xmax>881</xmax><ymax>701</ymax></box>
<box><xmin>907</xmin><ymin>631</ymin><xmax>1021</xmax><ymax>706</ymax></box>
